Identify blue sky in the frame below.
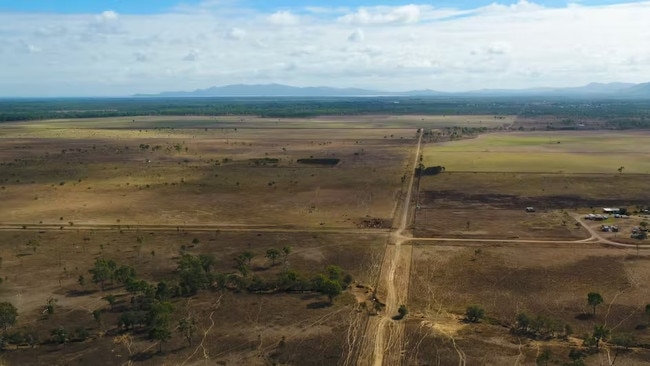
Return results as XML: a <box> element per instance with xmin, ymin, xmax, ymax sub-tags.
<box><xmin>0</xmin><ymin>0</ymin><xmax>643</xmax><ymax>13</ymax></box>
<box><xmin>1</xmin><ymin>0</ymin><xmax>649</xmax><ymax>96</ymax></box>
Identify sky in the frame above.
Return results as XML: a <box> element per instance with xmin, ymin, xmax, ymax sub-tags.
<box><xmin>1</xmin><ymin>0</ymin><xmax>649</xmax><ymax>97</ymax></box>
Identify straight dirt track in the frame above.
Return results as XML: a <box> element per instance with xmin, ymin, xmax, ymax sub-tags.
<box><xmin>354</xmin><ymin>130</ymin><xmax>422</xmax><ymax>366</ymax></box>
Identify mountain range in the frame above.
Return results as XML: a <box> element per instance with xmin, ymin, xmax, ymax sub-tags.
<box><xmin>135</xmin><ymin>82</ymin><xmax>650</xmax><ymax>98</ymax></box>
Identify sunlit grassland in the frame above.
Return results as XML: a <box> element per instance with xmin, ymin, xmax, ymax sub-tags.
<box><xmin>1</xmin><ymin>114</ymin><xmax>513</xmax><ymax>132</ymax></box>
<box><xmin>0</xmin><ymin>120</ymin><xmax>413</xmax><ymax>226</ymax></box>
<box><xmin>422</xmin><ymin>131</ymin><xmax>650</xmax><ymax>173</ymax></box>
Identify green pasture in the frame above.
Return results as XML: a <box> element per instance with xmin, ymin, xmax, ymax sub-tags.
<box><xmin>422</xmin><ymin>131</ymin><xmax>650</xmax><ymax>173</ymax></box>
<box><xmin>1</xmin><ymin>114</ymin><xmax>513</xmax><ymax>131</ymax></box>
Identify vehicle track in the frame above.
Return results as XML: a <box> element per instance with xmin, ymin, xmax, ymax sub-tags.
<box><xmin>3</xmin><ymin>213</ymin><xmax>645</xmax><ymax>249</ymax></box>
<box><xmin>356</xmin><ymin>130</ymin><xmax>422</xmax><ymax>366</ymax></box>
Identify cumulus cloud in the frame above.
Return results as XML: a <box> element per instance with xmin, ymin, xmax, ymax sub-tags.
<box><xmin>88</xmin><ymin>10</ymin><xmax>121</xmax><ymax>35</ymax></box>
<box><xmin>98</xmin><ymin>10</ymin><xmax>118</xmax><ymax>22</ymax></box>
<box><xmin>268</xmin><ymin>11</ymin><xmax>299</xmax><ymax>26</ymax></box>
<box><xmin>338</xmin><ymin>5</ymin><xmax>422</xmax><ymax>25</ymax></box>
<box><xmin>1</xmin><ymin>1</ymin><xmax>650</xmax><ymax>96</ymax></box>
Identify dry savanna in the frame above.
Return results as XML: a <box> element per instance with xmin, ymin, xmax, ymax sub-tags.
<box><xmin>0</xmin><ymin>116</ymin><xmax>649</xmax><ymax>365</ymax></box>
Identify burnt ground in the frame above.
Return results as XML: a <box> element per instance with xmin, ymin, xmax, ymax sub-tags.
<box><xmin>413</xmin><ymin>191</ymin><xmax>590</xmax><ymax>240</ymax></box>
<box><xmin>419</xmin><ymin>190</ymin><xmax>644</xmax><ymax>211</ymax></box>
<box><xmin>405</xmin><ymin>245</ymin><xmax>650</xmax><ymax>365</ymax></box>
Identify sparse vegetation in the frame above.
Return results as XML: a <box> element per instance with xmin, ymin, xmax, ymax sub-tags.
<box><xmin>2</xmin><ymin>112</ymin><xmax>650</xmax><ymax>364</ymax></box>
<box><xmin>465</xmin><ymin>305</ymin><xmax>485</xmax><ymax>323</ymax></box>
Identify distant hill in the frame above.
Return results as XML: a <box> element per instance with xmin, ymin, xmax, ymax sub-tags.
<box><xmin>136</xmin><ymin>84</ymin><xmax>393</xmax><ymax>97</ymax></box>
<box><xmin>621</xmin><ymin>82</ymin><xmax>650</xmax><ymax>97</ymax></box>
<box><xmin>135</xmin><ymin>82</ymin><xmax>650</xmax><ymax>98</ymax></box>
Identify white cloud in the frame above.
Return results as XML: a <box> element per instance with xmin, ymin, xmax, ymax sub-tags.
<box><xmin>338</xmin><ymin>5</ymin><xmax>422</xmax><ymax>25</ymax></box>
<box><xmin>348</xmin><ymin>28</ymin><xmax>365</xmax><ymax>43</ymax></box>
<box><xmin>268</xmin><ymin>11</ymin><xmax>300</xmax><ymax>26</ymax></box>
<box><xmin>1</xmin><ymin>1</ymin><xmax>650</xmax><ymax>96</ymax></box>
<box><xmin>88</xmin><ymin>10</ymin><xmax>121</xmax><ymax>35</ymax></box>
<box><xmin>97</xmin><ymin>10</ymin><xmax>118</xmax><ymax>22</ymax></box>
<box><xmin>225</xmin><ymin>27</ymin><xmax>246</xmax><ymax>40</ymax></box>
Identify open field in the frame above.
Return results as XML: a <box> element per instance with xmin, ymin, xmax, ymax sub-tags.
<box><xmin>405</xmin><ymin>244</ymin><xmax>650</xmax><ymax>365</ymax></box>
<box><xmin>0</xmin><ymin>120</ymin><xmax>420</xmax><ymax>227</ymax></box>
<box><xmin>0</xmin><ymin>114</ymin><xmax>514</xmax><ymax>132</ymax></box>
<box><xmin>421</xmin><ymin>131</ymin><xmax>650</xmax><ymax>173</ymax></box>
<box><xmin>1</xmin><ymin>115</ymin><xmax>650</xmax><ymax>365</ymax></box>
<box><xmin>0</xmin><ymin>229</ymin><xmax>385</xmax><ymax>365</ymax></box>
<box><xmin>416</xmin><ymin>132</ymin><xmax>650</xmax><ymax>240</ymax></box>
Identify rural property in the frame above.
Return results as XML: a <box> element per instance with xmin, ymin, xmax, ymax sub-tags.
<box><xmin>1</xmin><ymin>108</ymin><xmax>650</xmax><ymax>366</ymax></box>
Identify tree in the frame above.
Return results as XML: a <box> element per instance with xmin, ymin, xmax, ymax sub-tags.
<box><xmin>104</xmin><ymin>294</ymin><xmax>117</xmax><ymax>311</ymax></box>
<box><xmin>89</xmin><ymin>258</ymin><xmax>117</xmax><ymax>291</ymax></box>
<box><xmin>178</xmin><ymin>317</ymin><xmax>197</xmax><ymax>347</ymax></box>
<box><xmin>242</xmin><ymin>251</ymin><xmax>254</xmax><ymax>265</ymax></box>
<box><xmin>198</xmin><ymin>254</ymin><xmax>215</xmax><ymax>272</ymax></box>
<box><xmin>178</xmin><ymin>254</ymin><xmax>212</xmax><ymax>295</ymax></box>
<box><xmin>78</xmin><ymin>275</ymin><xmax>86</xmax><ymax>289</ymax></box>
<box><xmin>465</xmin><ymin>305</ymin><xmax>485</xmax><ymax>323</ymax></box>
<box><xmin>51</xmin><ymin>326</ymin><xmax>68</xmax><ymax>344</ymax></box>
<box><xmin>0</xmin><ymin>302</ymin><xmax>18</xmax><ymax>331</ymax></box>
<box><xmin>641</xmin><ymin>221</ymin><xmax>649</xmax><ymax>229</ymax></box>
<box><xmin>315</xmin><ymin>277</ymin><xmax>342</xmax><ymax>303</ymax></box>
<box><xmin>582</xmin><ymin>333</ymin><xmax>598</xmax><ymax>349</ymax></box>
<box><xmin>265</xmin><ymin>248</ymin><xmax>281</xmax><ymax>266</ymax></box>
<box><xmin>282</xmin><ymin>246</ymin><xmax>291</xmax><ymax>265</ymax></box>
<box><xmin>592</xmin><ymin>324</ymin><xmax>610</xmax><ymax>348</ymax></box>
<box><xmin>587</xmin><ymin>292</ymin><xmax>604</xmax><ymax>316</ymax></box>
<box><xmin>514</xmin><ymin>313</ymin><xmax>531</xmax><ymax>334</ymax></box>
<box><xmin>147</xmin><ymin>301</ymin><xmax>174</xmax><ymax>328</ymax></box>
<box><xmin>397</xmin><ymin>305</ymin><xmax>408</xmax><ymax>320</ymax></box>
<box><xmin>113</xmin><ymin>265</ymin><xmax>136</xmax><ymax>285</ymax></box>
<box><xmin>149</xmin><ymin>325</ymin><xmax>172</xmax><ymax>353</ymax></box>
<box><xmin>148</xmin><ymin>301</ymin><xmax>174</xmax><ymax>353</ymax></box>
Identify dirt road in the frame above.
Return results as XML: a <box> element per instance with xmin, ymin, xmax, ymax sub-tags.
<box><xmin>356</xmin><ymin>129</ymin><xmax>422</xmax><ymax>366</ymax></box>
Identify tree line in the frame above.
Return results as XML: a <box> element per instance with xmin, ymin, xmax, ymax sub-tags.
<box><xmin>0</xmin><ymin>245</ymin><xmax>352</xmax><ymax>354</ymax></box>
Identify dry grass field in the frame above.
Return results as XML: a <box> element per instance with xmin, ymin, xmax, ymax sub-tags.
<box><xmin>0</xmin><ymin>229</ymin><xmax>385</xmax><ymax>365</ymax></box>
<box><xmin>1</xmin><ymin>116</ymin><xmax>650</xmax><ymax>365</ymax></box>
<box><xmin>406</xmin><ymin>129</ymin><xmax>650</xmax><ymax>365</ymax></box>
<box><xmin>406</xmin><ymin>244</ymin><xmax>650</xmax><ymax>365</ymax></box>
<box><xmin>0</xmin><ymin>121</ymin><xmax>417</xmax><ymax>227</ymax></box>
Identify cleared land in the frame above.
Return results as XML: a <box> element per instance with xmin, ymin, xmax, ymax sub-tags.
<box><xmin>409</xmin><ymin>129</ymin><xmax>650</xmax><ymax>365</ymax></box>
<box><xmin>416</xmin><ymin>131</ymin><xmax>650</xmax><ymax>241</ymax></box>
<box><xmin>421</xmin><ymin>131</ymin><xmax>650</xmax><ymax>173</ymax></box>
<box><xmin>1</xmin><ymin>116</ymin><xmax>650</xmax><ymax>366</ymax></box>
<box><xmin>0</xmin><ymin>122</ymin><xmax>416</xmax><ymax>227</ymax></box>
<box><xmin>406</xmin><ymin>244</ymin><xmax>650</xmax><ymax>365</ymax></box>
